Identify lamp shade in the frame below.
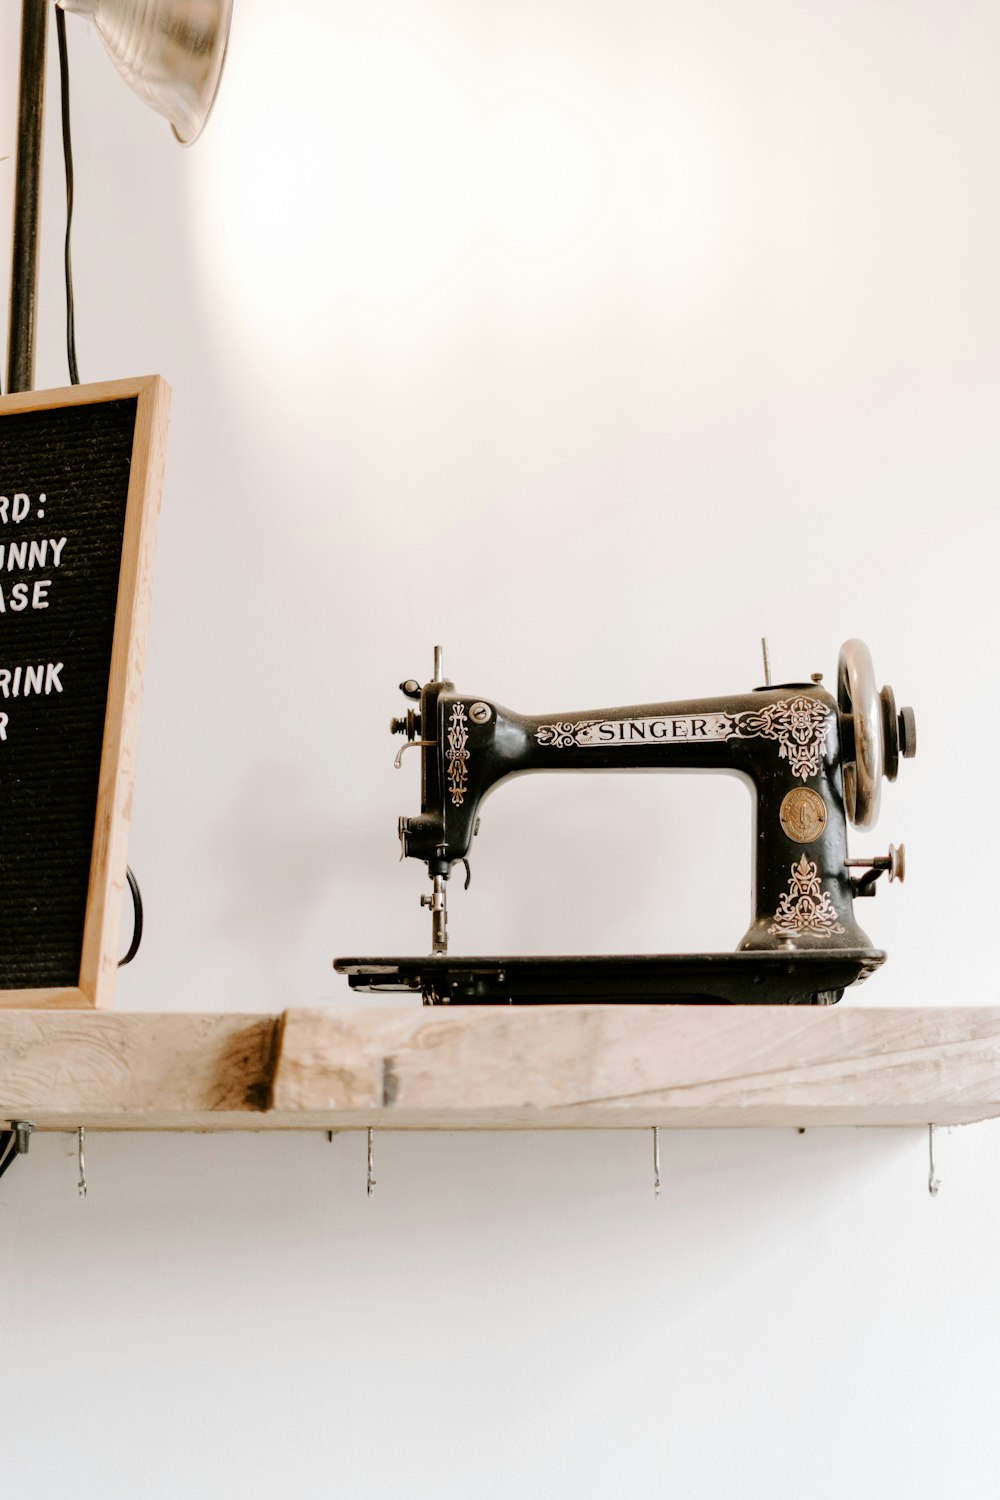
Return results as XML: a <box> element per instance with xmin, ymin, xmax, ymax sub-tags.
<box><xmin>58</xmin><ymin>0</ymin><xmax>234</xmax><ymax>144</ymax></box>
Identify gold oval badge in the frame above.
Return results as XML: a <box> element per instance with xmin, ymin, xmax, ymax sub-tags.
<box><xmin>780</xmin><ymin>787</ymin><xmax>828</xmax><ymax>844</ymax></box>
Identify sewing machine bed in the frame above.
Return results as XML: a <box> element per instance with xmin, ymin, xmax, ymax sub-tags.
<box><xmin>333</xmin><ymin>951</ymin><xmax>885</xmax><ymax>1006</ymax></box>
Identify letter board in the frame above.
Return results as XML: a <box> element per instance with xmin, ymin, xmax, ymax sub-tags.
<box><xmin>0</xmin><ymin>377</ymin><xmax>169</xmax><ymax>1008</ymax></box>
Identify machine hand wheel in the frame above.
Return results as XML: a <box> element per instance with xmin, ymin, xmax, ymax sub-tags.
<box><xmin>838</xmin><ymin>638</ymin><xmax>883</xmax><ymax>830</ymax></box>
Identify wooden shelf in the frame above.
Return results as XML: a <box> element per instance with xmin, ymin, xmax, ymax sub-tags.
<box><xmin>1</xmin><ymin>1005</ymin><xmax>999</xmax><ymax>1131</ymax></box>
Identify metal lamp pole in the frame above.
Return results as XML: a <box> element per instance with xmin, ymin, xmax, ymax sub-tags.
<box><xmin>6</xmin><ymin>0</ymin><xmax>49</xmax><ymax>395</ymax></box>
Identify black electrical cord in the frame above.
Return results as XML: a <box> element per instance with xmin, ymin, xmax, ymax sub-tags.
<box><xmin>0</xmin><ymin>1132</ymin><xmax>19</xmax><ymax>1181</ymax></box>
<box><xmin>56</xmin><ymin>14</ymin><xmax>144</xmax><ymax>967</ymax></box>
<box><xmin>55</xmin><ymin>5</ymin><xmax>79</xmax><ymax>387</ymax></box>
<box><xmin>119</xmin><ymin>865</ymin><xmax>144</xmax><ymax>967</ymax></box>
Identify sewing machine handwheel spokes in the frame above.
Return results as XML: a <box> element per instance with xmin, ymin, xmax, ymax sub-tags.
<box><xmin>838</xmin><ymin>639</ymin><xmax>915</xmax><ymax>830</ymax></box>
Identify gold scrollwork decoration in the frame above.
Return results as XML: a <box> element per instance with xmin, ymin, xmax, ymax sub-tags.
<box><xmin>768</xmin><ymin>854</ymin><xmax>845</xmax><ymax>937</ymax></box>
<box><xmin>447</xmin><ymin>702</ymin><xmax>470</xmax><ymax>806</ymax></box>
<box><xmin>729</xmin><ymin>696</ymin><xmax>832</xmax><ymax>781</ymax></box>
<box><xmin>534</xmin><ymin>721</ymin><xmax>600</xmax><ymax>749</ymax></box>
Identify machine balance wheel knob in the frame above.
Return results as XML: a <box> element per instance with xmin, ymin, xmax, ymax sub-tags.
<box><xmin>879</xmin><ymin>687</ymin><xmax>917</xmax><ymax>783</ymax></box>
<box><xmin>898</xmin><ymin>705</ymin><xmax>917</xmax><ymax>760</ymax></box>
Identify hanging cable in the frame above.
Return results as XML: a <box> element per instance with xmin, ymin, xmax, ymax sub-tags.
<box><xmin>119</xmin><ymin>866</ymin><xmax>144</xmax><ymax>966</ymax></box>
<box><xmin>55</xmin><ymin>5</ymin><xmax>79</xmax><ymax>386</ymax></box>
<box><xmin>56</xmin><ymin>15</ymin><xmax>145</xmax><ymax>966</ymax></box>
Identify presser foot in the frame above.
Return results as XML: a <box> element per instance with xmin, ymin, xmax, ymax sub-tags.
<box><xmin>420</xmin><ymin>874</ymin><xmax>449</xmax><ymax>954</ymax></box>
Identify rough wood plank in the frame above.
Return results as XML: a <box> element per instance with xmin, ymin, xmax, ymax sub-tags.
<box><xmin>272</xmin><ymin>1005</ymin><xmax>1000</xmax><ymax>1129</ymax></box>
<box><xmin>83</xmin><ymin>375</ymin><xmax>171</xmax><ymax>1009</ymax></box>
<box><xmin>2</xmin><ymin>1007</ymin><xmax>1000</xmax><ymax>1131</ymax></box>
<box><xmin>0</xmin><ymin>1012</ymin><xmax>279</xmax><ymax>1129</ymax></box>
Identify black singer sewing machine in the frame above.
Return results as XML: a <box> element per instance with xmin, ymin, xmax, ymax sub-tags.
<box><xmin>335</xmin><ymin>639</ymin><xmax>915</xmax><ymax>1005</ymax></box>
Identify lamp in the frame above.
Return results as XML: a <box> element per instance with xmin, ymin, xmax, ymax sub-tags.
<box><xmin>6</xmin><ymin>0</ymin><xmax>234</xmax><ymax>392</ymax></box>
<box><xmin>57</xmin><ymin>0</ymin><xmax>234</xmax><ymax>145</ymax></box>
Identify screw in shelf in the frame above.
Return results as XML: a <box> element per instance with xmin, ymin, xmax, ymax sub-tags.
<box><xmin>928</xmin><ymin>1124</ymin><xmax>941</xmax><ymax>1197</ymax></box>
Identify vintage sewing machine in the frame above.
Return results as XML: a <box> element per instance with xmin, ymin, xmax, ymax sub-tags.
<box><xmin>335</xmin><ymin>638</ymin><xmax>915</xmax><ymax>1004</ymax></box>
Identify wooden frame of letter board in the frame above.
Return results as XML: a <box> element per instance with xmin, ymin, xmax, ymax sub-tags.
<box><xmin>0</xmin><ymin>376</ymin><xmax>170</xmax><ymax>1009</ymax></box>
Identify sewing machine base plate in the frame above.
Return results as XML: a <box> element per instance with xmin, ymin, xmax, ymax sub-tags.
<box><xmin>334</xmin><ymin>951</ymin><xmax>886</xmax><ymax>1006</ymax></box>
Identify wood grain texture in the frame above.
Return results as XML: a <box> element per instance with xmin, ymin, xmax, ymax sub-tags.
<box><xmin>80</xmin><ymin>376</ymin><xmax>170</xmax><ymax>1009</ymax></box>
<box><xmin>3</xmin><ymin>1006</ymin><xmax>999</xmax><ymax>1131</ymax></box>
<box><xmin>271</xmin><ymin>1005</ymin><xmax>1000</xmax><ymax>1128</ymax></box>
<box><xmin>0</xmin><ymin>1011</ymin><xmax>279</xmax><ymax>1129</ymax></box>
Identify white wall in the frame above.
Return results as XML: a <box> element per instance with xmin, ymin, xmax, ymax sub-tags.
<box><xmin>2</xmin><ymin>1</ymin><xmax>1000</xmax><ymax>1495</ymax></box>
